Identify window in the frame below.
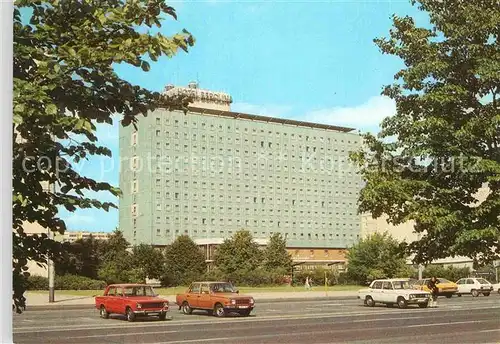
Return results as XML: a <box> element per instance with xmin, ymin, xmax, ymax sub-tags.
<box><xmin>131</xmin><ymin>180</ymin><xmax>138</xmax><ymax>193</ymax></box>
<box><xmin>131</xmin><ymin>204</ymin><xmax>138</xmax><ymax>217</ymax></box>
<box><xmin>189</xmin><ymin>284</ymin><xmax>201</xmax><ymax>294</ymax></box>
<box><xmin>131</xmin><ymin>131</ymin><xmax>138</xmax><ymax>145</ymax></box>
<box><xmin>382</xmin><ymin>281</ymin><xmax>393</xmax><ymax>290</ymax></box>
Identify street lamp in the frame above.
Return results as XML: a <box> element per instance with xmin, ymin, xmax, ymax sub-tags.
<box><xmin>47</xmin><ymin>181</ymin><xmax>55</xmax><ymax>303</ymax></box>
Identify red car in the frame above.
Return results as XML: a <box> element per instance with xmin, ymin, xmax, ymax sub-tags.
<box><xmin>95</xmin><ymin>283</ymin><xmax>169</xmax><ymax>322</ymax></box>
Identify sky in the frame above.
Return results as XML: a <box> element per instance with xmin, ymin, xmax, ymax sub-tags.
<box><xmin>57</xmin><ymin>0</ymin><xmax>431</xmax><ymax>232</ymax></box>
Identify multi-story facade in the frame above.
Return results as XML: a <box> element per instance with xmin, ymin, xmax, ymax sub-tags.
<box><xmin>63</xmin><ymin>231</ymin><xmax>112</xmax><ymax>243</ymax></box>
<box><xmin>119</xmin><ymin>83</ymin><xmax>363</xmax><ymax>264</ymax></box>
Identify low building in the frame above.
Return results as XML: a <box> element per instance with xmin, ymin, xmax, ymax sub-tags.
<box><xmin>193</xmin><ymin>238</ymin><xmax>347</xmax><ymax>272</ymax></box>
<box><xmin>63</xmin><ymin>231</ymin><xmax>112</xmax><ymax>243</ymax></box>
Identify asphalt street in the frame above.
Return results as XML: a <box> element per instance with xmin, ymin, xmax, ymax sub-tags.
<box><xmin>13</xmin><ymin>295</ymin><xmax>500</xmax><ymax>343</ymax></box>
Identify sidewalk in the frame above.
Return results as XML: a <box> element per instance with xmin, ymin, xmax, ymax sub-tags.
<box><xmin>23</xmin><ymin>290</ymin><xmax>359</xmax><ymax>311</ymax></box>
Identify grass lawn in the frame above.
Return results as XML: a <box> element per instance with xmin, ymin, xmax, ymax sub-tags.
<box><xmin>30</xmin><ymin>285</ymin><xmax>361</xmax><ymax>297</ymax></box>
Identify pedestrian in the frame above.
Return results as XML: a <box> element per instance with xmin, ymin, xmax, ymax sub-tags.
<box><xmin>305</xmin><ymin>276</ymin><xmax>311</xmax><ymax>290</ymax></box>
<box><xmin>427</xmin><ymin>276</ymin><xmax>439</xmax><ymax>308</ymax></box>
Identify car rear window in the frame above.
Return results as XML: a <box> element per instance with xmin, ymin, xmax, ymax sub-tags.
<box><xmin>477</xmin><ymin>278</ymin><xmax>489</xmax><ymax>284</ymax></box>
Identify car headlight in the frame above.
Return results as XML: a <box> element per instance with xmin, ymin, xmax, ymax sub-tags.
<box><xmin>409</xmin><ymin>294</ymin><xmax>415</xmax><ymax>299</ymax></box>
<box><xmin>163</xmin><ymin>302</ymin><xmax>169</xmax><ymax>307</ymax></box>
<box><xmin>250</xmin><ymin>298</ymin><xmax>254</xmax><ymax>304</ymax></box>
<box><xmin>137</xmin><ymin>303</ymin><xmax>142</xmax><ymax>309</ymax></box>
<box><xmin>230</xmin><ymin>299</ymin><xmax>236</xmax><ymax>305</ymax></box>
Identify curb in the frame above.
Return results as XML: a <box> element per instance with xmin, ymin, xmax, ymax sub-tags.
<box><xmin>24</xmin><ymin>295</ymin><xmax>358</xmax><ymax>311</ymax></box>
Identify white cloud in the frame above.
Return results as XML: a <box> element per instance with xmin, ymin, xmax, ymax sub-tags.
<box><xmin>231</xmin><ymin>96</ymin><xmax>396</xmax><ymax>134</ymax></box>
<box><xmin>304</xmin><ymin>95</ymin><xmax>396</xmax><ymax>133</ymax></box>
<box><xmin>231</xmin><ymin>102</ymin><xmax>293</xmax><ymax>118</ymax></box>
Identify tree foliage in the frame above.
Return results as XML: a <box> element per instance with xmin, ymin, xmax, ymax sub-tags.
<box><xmin>13</xmin><ymin>0</ymin><xmax>194</xmax><ymax>312</ymax></box>
<box><xmin>161</xmin><ymin>235</ymin><xmax>206</xmax><ymax>286</ymax></box>
<box><xmin>350</xmin><ymin>0</ymin><xmax>500</xmax><ymax>266</ymax></box>
<box><xmin>55</xmin><ymin>235</ymin><xmax>103</xmax><ymax>279</ymax></box>
<box><xmin>213</xmin><ymin>230</ymin><xmax>263</xmax><ymax>276</ymax></box>
<box><xmin>422</xmin><ymin>264</ymin><xmax>471</xmax><ymax>282</ymax></box>
<box><xmin>263</xmin><ymin>233</ymin><xmax>293</xmax><ymax>272</ymax></box>
<box><xmin>345</xmin><ymin>232</ymin><xmax>412</xmax><ymax>284</ymax></box>
<box><xmin>97</xmin><ymin>230</ymin><xmax>141</xmax><ymax>284</ymax></box>
<box><xmin>132</xmin><ymin>244</ymin><xmax>165</xmax><ymax>282</ymax></box>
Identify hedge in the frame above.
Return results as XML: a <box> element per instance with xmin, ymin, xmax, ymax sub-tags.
<box><xmin>26</xmin><ymin>274</ymin><xmax>106</xmax><ymax>290</ymax></box>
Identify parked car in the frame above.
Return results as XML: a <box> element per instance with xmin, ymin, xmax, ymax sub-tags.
<box><xmin>456</xmin><ymin>277</ymin><xmax>494</xmax><ymax>297</ymax></box>
<box><xmin>176</xmin><ymin>281</ymin><xmax>255</xmax><ymax>317</ymax></box>
<box><xmin>413</xmin><ymin>278</ymin><xmax>458</xmax><ymax>298</ymax></box>
<box><xmin>95</xmin><ymin>284</ymin><xmax>169</xmax><ymax>322</ymax></box>
<box><xmin>358</xmin><ymin>279</ymin><xmax>431</xmax><ymax>309</ymax></box>
<box><xmin>492</xmin><ymin>282</ymin><xmax>500</xmax><ymax>294</ymax></box>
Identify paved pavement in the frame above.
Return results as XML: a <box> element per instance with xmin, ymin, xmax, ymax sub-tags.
<box><xmin>13</xmin><ymin>294</ymin><xmax>500</xmax><ymax>343</ymax></box>
<box><xmin>24</xmin><ymin>290</ymin><xmax>359</xmax><ymax>310</ymax></box>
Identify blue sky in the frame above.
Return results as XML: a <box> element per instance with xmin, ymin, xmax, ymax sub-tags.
<box><xmin>58</xmin><ymin>0</ymin><xmax>430</xmax><ymax>232</ymax></box>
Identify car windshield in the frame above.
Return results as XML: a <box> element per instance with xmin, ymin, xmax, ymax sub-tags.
<box><xmin>210</xmin><ymin>283</ymin><xmax>237</xmax><ymax>293</ymax></box>
<box><xmin>392</xmin><ymin>281</ymin><xmax>411</xmax><ymax>289</ymax></box>
<box><xmin>123</xmin><ymin>286</ymin><xmax>156</xmax><ymax>297</ymax></box>
<box><xmin>477</xmin><ymin>278</ymin><xmax>489</xmax><ymax>284</ymax></box>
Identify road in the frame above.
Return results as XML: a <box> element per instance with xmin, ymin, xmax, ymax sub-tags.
<box><xmin>13</xmin><ymin>295</ymin><xmax>500</xmax><ymax>343</ymax></box>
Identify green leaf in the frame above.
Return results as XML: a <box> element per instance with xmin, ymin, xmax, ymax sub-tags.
<box><xmin>46</xmin><ymin>104</ymin><xmax>57</xmax><ymax>115</ymax></box>
<box><xmin>141</xmin><ymin>61</ymin><xmax>150</xmax><ymax>72</ymax></box>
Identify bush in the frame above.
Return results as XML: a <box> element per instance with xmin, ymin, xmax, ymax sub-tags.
<box><xmin>423</xmin><ymin>265</ymin><xmax>471</xmax><ymax>282</ymax></box>
<box><xmin>337</xmin><ymin>272</ymin><xmax>358</xmax><ymax>285</ymax></box>
<box><xmin>25</xmin><ymin>274</ymin><xmax>106</xmax><ymax>290</ymax></box>
<box><xmin>26</xmin><ymin>275</ymin><xmax>49</xmax><ymax>290</ymax></box>
<box><xmin>171</xmin><ymin>267</ymin><xmax>291</xmax><ymax>287</ymax></box>
<box><xmin>55</xmin><ymin>274</ymin><xmax>106</xmax><ymax>290</ymax></box>
<box><xmin>294</xmin><ymin>267</ymin><xmax>339</xmax><ymax>286</ymax></box>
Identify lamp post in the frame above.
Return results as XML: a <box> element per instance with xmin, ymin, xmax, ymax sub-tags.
<box><xmin>417</xmin><ymin>232</ymin><xmax>423</xmax><ymax>280</ymax></box>
<box><xmin>48</xmin><ymin>181</ymin><xmax>55</xmax><ymax>303</ymax></box>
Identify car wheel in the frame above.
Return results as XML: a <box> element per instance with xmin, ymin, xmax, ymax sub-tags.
<box><xmin>457</xmin><ymin>293</ymin><xmax>462</xmax><ymax>297</ymax></box>
<box><xmin>365</xmin><ymin>296</ymin><xmax>375</xmax><ymax>307</ymax></box>
<box><xmin>483</xmin><ymin>292</ymin><xmax>490</xmax><ymax>297</ymax></box>
<box><xmin>471</xmin><ymin>289</ymin><xmax>479</xmax><ymax>297</ymax></box>
<box><xmin>397</xmin><ymin>297</ymin><xmax>408</xmax><ymax>309</ymax></box>
<box><xmin>100</xmin><ymin>305</ymin><xmax>109</xmax><ymax>319</ymax></box>
<box><xmin>418</xmin><ymin>302</ymin><xmax>429</xmax><ymax>308</ymax></box>
<box><xmin>126</xmin><ymin>307</ymin><xmax>136</xmax><ymax>322</ymax></box>
<box><xmin>181</xmin><ymin>302</ymin><xmax>193</xmax><ymax>315</ymax></box>
<box><xmin>214</xmin><ymin>303</ymin><xmax>226</xmax><ymax>317</ymax></box>
<box><xmin>446</xmin><ymin>294</ymin><xmax>453</xmax><ymax>298</ymax></box>
<box><xmin>159</xmin><ymin>312</ymin><xmax>167</xmax><ymax>321</ymax></box>
<box><xmin>497</xmin><ymin>288</ymin><xmax>500</xmax><ymax>295</ymax></box>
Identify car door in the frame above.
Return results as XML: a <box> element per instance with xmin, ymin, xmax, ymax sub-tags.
<box><xmin>381</xmin><ymin>281</ymin><xmax>394</xmax><ymax>303</ymax></box>
<box><xmin>186</xmin><ymin>283</ymin><xmax>201</xmax><ymax>308</ymax></box>
<box><xmin>106</xmin><ymin>287</ymin><xmax>117</xmax><ymax>313</ymax></box>
<box><xmin>466</xmin><ymin>279</ymin><xmax>475</xmax><ymax>293</ymax></box>
<box><xmin>370</xmin><ymin>281</ymin><xmax>383</xmax><ymax>302</ymax></box>
<box><xmin>456</xmin><ymin>279</ymin><xmax>466</xmax><ymax>293</ymax></box>
<box><xmin>116</xmin><ymin>287</ymin><xmax>127</xmax><ymax>314</ymax></box>
<box><xmin>199</xmin><ymin>283</ymin><xmax>212</xmax><ymax>309</ymax></box>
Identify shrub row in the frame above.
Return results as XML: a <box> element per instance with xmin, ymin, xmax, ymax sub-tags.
<box><xmin>26</xmin><ymin>274</ymin><xmax>106</xmax><ymax>290</ymax></box>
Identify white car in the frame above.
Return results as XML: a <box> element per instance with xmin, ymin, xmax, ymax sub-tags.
<box><xmin>492</xmin><ymin>282</ymin><xmax>500</xmax><ymax>294</ymax></box>
<box><xmin>456</xmin><ymin>277</ymin><xmax>494</xmax><ymax>297</ymax></box>
<box><xmin>358</xmin><ymin>279</ymin><xmax>431</xmax><ymax>309</ymax></box>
